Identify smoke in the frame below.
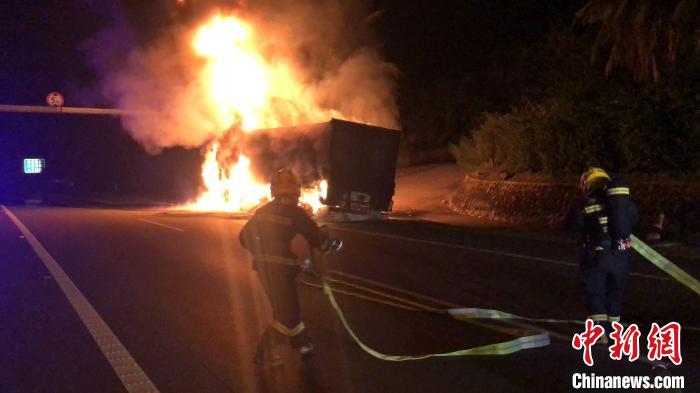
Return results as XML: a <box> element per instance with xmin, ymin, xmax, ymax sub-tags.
<box><xmin>240</xmin><ymin>123</ymin><xmax>331</xmax><ymax>184</ymax></box>
<box><xmin>250</xmin><ymin>0</ymin><xmax>400</xmax><ymax>129</ymax></box>
<box><xmin>101</xmin><ymin>27</ymin><xmax>228</xmax><ymax>153</ymax></box>
<box><xmin>313</xmin><ymin>49</ymin><xmax>399</xmax><ymax>128</ymax></box>
<box><xmin>90</xmin><ymin>0</ymin><xmax>399</xmax><ymax>154</ymax></box>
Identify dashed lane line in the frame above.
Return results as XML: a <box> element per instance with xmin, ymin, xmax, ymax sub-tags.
<box><xmin>138</xmin><ymin>218</ymin><xmax>185</xmax><ymax>232</ymax></box>
<box><xmin>2</xmin><ymin>206</ymin><xmax>160</xmax><ymax>393</ymax></box>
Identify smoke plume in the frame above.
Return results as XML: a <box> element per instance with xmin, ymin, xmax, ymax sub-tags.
<box><xmin>91</xmin><ymin>0</ymin><xmax>399</xmax><ymax>154</ymax></box>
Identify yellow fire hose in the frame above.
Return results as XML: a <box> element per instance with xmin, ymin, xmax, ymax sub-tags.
<box><xmin>306</xmin><ymin>235</ymin><xmax>698</xmax><ymax>361</ymax></box>
<box><xmin>320</xmin><ymin>279</ymin><xmax>551</xmax><ymax>361</ymax></box>
<box><xmin>631</xmin><ymin>235</ymin><xmax>700</xmax><ymax>296</ymax></box>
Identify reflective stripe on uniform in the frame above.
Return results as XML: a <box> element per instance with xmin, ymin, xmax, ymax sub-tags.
<box><xmin>256</xmin><ymin>214</ymin><xmax>293</xmax><ymax>226</ymax></box>
<box><xmin>598</xmin><ymin>216</ymin><xmax>608</xmax><ymax>224</ymax></box>
<box><xmin>608</xmin><ymin>316</ymin><xmax>621</xmax><ymax>322</ymax></box>
<box><xmin>606</xmin><ymin>187</ymin><xmax>630</xmax><ymax>196</ymax></box>
<box><xmin>255</xmin><ymin>255</ymin><xmax>298</xmax><ymax>266</ymax></box>
<box><xmin>584</xmin><ymin>204</ymin><xmax>604</xmax><ymax>214</ymax></box>
<box><xmin>588</xmin><ymin>314</ymin><xmax>608</xmax><ymax>321</ymax></box>
<box><xmin>271</xmin><ymin>321</ymin><xmax>305</xmax><ymax>337</ymax></box>
<box><xmin>595</xmin><ymin>246</ymin><xmax>604</xmax><ymax>251</ymax></box>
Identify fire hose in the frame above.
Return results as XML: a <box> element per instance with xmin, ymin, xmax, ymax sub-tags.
<box><xmin>304</xmin><ymin>235</ymin><xmax>699</xmax><ymax>362</ymax></box>
<box><xmin>318</xmin><ymin>277</ymin><xmax>551</xmax><ymax>361</ymax></box>
<box><xmin>631</xmin><ymin>235</ymin><xmax>700</xmax><ymax>296</ymax></box>
<box><xmin>304</xmin><ymin>242</ymin><xmax>550</xmax><ymax>361</ymax></box>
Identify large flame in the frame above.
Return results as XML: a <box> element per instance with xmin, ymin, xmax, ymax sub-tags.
<box><xmin>187</xmin><ymin>144</ymin><xmax>269</xmax><ymax>212</ymax></box>
<box><xmin>186</xmin><ymin>14</ymin><xmax>339</xmax><ymax>213</ymax></box>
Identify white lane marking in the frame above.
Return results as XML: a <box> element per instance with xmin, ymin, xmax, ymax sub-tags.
<box><xmin>138</xmin><ymin>218</ymin><xmax>185</xmax><ymax>232</ymax></box>
<box><xmin>332</xmin><ymin>227</ymin><xmax>671</xmax><ymax>282</ymax></box>
<box><xmin>2</xmin><ymin>206</ymin><xmax>160</xmax><ymax>393</ymax></box>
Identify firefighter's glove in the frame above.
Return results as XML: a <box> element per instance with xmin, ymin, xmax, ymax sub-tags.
<box><xmin>613</xmin><ymin>238</ymin><xmax>632</xmax><ymax>255</ymax></box>
<box><xmin>301</xmin><ymin>259</ymin><xmax>313</xmax><ymax>273</ymax></box>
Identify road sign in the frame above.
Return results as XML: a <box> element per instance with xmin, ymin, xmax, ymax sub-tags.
<box><xmin>46</xmin><ymin>92</ymin><xmax>64</xmax><ymax>107</ymax></box>
<box><xmin>23</xmin><ymin>158</ymin><xmax>45</xmax><ymax>174</ymax></box>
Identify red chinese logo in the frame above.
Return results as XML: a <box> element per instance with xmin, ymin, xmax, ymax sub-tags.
<box><xmin>609</xmin><ymin>322</ymin><xmax>641</xmax><ymax>362</ymax></box>
<box><xmin>573</xmin><ymin>320</ymin><xmax>683</xmax><ymax>366</ymax></box>
<box><xmin>572</xmin><ymin>319</ymin><xmax>605</xmax><ymax>366</ymax></box>
<box><xmin>647</xmin><ymin>322</ymin><xmax>682</xmax><ymax>365</ymax></box>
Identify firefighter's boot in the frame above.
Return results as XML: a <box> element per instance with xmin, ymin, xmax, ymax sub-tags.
<box><xmin>254</xmin><ymin>328</ymin><xmax>285</xmax><ymax>367</ymax></box>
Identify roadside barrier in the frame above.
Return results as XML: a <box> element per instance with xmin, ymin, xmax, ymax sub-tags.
<box><xmin>631</xmin><ymin>235</ymin><xmax>700</xmax><ymax>296</ymax></box>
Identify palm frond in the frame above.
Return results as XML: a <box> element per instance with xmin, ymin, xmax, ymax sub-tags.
<box><xmin>574</xmin><ymin>0</ymin><xmax>700</xmax><ymax>82</ymax></box>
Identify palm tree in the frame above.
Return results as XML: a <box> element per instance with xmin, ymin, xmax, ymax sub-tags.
<box><xmin>573</xmin><ymin>0</ymin><xmax>700</xmax><ymax>82</ymax></box>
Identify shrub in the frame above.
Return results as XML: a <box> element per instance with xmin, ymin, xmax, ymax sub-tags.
<box><xmin>450</xmin><ymin>104</ymin><xmax>542</xmax><ymax>172</ymax></box>
<box><xmin>452</xmin><ymin>65</ymin><xmax>700</xmax><ymax>176</ymax></box>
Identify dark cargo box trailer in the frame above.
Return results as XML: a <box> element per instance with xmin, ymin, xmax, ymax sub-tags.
<box><xmin>242</xmin><ymin>119</ymin><xmax>401</xmax><ymax>212</ymax></box>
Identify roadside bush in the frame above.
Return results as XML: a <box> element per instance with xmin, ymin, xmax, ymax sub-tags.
<box><xmin>450</xmin><ymin>104</ymin><xmax>539</xmax><ymax>172</ymax></box>
<box><xmin>452</xmin><ymin>61</ymin><xmax>700</xmax><ymax>177</ymax></box>
<box><xmin>450</xmin><ymin>97</ymin><xmax>615</xmax><ymax>176</ymax></box>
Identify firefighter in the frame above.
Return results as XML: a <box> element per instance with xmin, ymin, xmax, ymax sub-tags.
<box><xmin>239</xmin><ymin>169</ymin><xmax>341</xmax><ymax>365</ymax></box>
<box><xmin>568</xmin><ymin>167</ymin><xmax>638</xmax><ymax>344</ymax></box>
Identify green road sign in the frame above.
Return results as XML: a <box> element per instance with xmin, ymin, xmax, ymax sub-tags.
<box><xmin>23</xmin><ymin>158</ymin><xmax>45</xmax><ymax>174</ymax></box>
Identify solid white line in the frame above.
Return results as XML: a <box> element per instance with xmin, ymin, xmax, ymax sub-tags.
<box><xmin>138</xmin><ymin>218</ymin><xmax>185</xmax><ymax>232</ymax></box>
<box><xmin>2</xmin><ymin>206</ymin><xmax>160</xmax><ymax>393</ymax></box>
<box><xmin>332</xmin><ymin>227</ymin><xmax>671</xmax><ymax>282</ymax></box>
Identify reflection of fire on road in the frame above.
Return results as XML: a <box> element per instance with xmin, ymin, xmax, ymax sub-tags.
<box><xmin>185</xmin><ymin>15</ymin><xmax>345</xmax><ymax>213</ymax></box>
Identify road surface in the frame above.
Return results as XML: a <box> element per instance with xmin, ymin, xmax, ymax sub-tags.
<box><xmin>1</xmin><ymin>206</ymin><xmax>697</xmax><ymax>392</ymax></box>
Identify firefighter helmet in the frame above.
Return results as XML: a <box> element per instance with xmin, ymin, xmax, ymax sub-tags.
<box><xmin>271</xmin><ymin>169</ymin><xmax>301</xmax><ymax>198</ymax></box>
<box><xmin>580</xmin><ymin>167</ymin><xmax>611</xmax><ymax>194</ymax></box>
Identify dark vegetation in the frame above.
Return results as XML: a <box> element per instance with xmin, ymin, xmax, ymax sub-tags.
<box><xmin>388</xmin><ymin>0</ymin><xmax>700</xmax><ymax>177</ymax></box>
<box><xmin>450</xmin><ymin>29</ymin><xmax>700</xmax><ymax>177</ymax></box>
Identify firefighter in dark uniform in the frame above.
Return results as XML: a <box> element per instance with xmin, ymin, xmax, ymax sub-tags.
<box><xmin>569</xmin><ymin>167</ymin><xmax>638</xmax><ymax>344</ymax></box>
<box><xmin>239</xmin><ymin>169</ymin><xmax>340</xmax><ymax>365</ymax></box>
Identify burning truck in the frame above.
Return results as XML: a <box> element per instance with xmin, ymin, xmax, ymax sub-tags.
<box><xmin>244</xmin><ymin>118</ymin><xmax>400</xmax><ymax>213</ymax></box>
<box><xmin>107</xmin><ymin>12</ymin><xmax>400</xmax><ymax>214</ymax></box>
<box><xmin>187</xmin><ymin>118</ymin><xmax>400</xmax><ymax>215</ymax></box>
<box><xmin>154</xmin><ymin>13</ymin><xmax>404</xmax><ymax>216</ymax></box>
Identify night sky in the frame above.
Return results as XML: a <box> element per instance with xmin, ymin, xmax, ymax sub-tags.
<box><xmin>0</xmin><ymin>0</ymin><xmax>585</xmax><ymax>202</ymax></box>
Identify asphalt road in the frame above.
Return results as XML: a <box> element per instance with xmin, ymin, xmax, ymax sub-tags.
<box><xmin>1</xmin><ymin>206</ymin><xmax>698</xmax><ymax>393</ymax></box>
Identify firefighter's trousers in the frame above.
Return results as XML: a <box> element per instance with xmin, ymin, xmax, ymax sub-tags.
<box><xmin>256</xmin><ymin>261</ymin><xmax>310</xmax><ymax>349</ymax></box>
<box><xmin>579</xmin><ymin>248</ymin><xmax>631</xmax><ymax>321</ymax></box>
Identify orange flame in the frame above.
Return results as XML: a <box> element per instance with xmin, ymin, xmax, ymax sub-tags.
<box><xmin>183</xmin><ymin>144</ymin><xmax>269</xmax><ymax>212</ymax></box>
<box><xmin>185</xmin><ymin>14</ymin><xmax>335</xmax><ymax>213</ymax></box>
